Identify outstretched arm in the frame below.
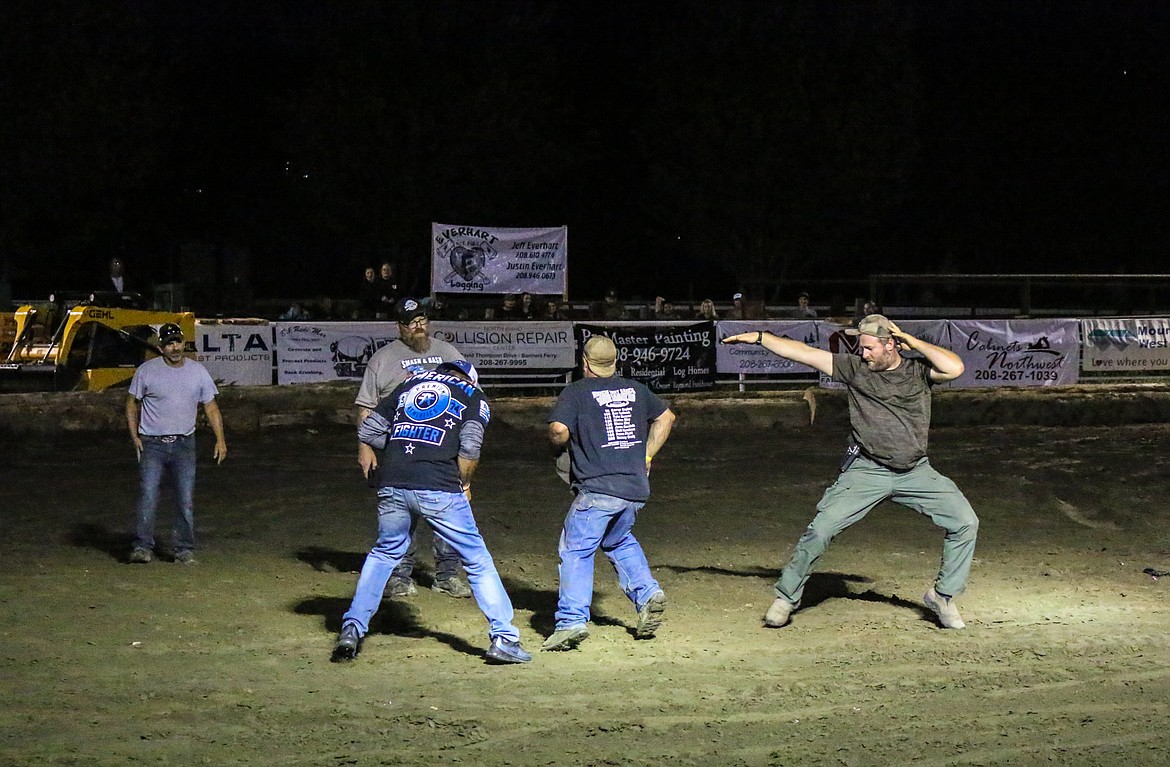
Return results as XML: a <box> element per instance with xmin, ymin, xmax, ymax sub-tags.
<box><xmin>887</xmin><ymin>321</ymin><xmax>964</xmax><ymax>382</ymax></box>
<box><xmin>721</xmin><ymin>331</ymin><xmax>834</xmax><ymax>376</ymax></box>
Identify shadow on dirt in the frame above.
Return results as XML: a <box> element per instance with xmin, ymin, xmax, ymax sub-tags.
<box><xmin>67</xmin><ymin>522</ymin><xmax>134</xmax><ymax>561</ymax></box>
<box><xmin>293</xmin><ymin>595</ymin><xmax>487</xmax><ymax>660</ymax></box>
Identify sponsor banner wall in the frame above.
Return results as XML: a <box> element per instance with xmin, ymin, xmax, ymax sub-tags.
<box><xmin>715</xmin><ymin>320</ymin><xmax>820</xmax><ymax>375</ymax></box>
<box><xmin>195</xmin><ymin>321</ymin><xmax>274</xmax><ymax>386</ymax></box>
<box><xmin>949</xmin><ymin>319</ymin><xmax>1079</xmax><ymax>387</ymax></box>
<box><xmin>816</xmin><ymin>319</ymin><xmax>950</xmax><ymax>389</ymax></box>
<box><xmin>577</xmin><ymin>322</ymin><xmax>715</xmax><ymax>394</ymax></box>
<box><xmin>1082</xmin><ymin>318</ymin><xmax>1170</xmax><ymax>372</ymax></box>
<box><xmin>432</xmin><ymin>223</ymin><xmax>567</xmax><ymax>295</ymax></box>
<box><xmin>275</xmin><ymin>321</ymin><xmax>398</xmax><ymax>386</ymax></box>
<box><xmin>274</xmin><ymin>321</ymin><xmax>576</xmax><ymax>385</ymax></box>
<box><xmin>431</xmin><ymin>321</ymin><xmax>574</xmax><ymax>369</ymax></box>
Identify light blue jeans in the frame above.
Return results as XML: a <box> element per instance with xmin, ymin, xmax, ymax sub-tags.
<box><xmin>776</xmin><ymin>456</ymin><xmax>979</xmax><ymax>604</ymax></box>
<box><xmin>134</xmin><ymin>434</ymin><xmax>198</xmax><ymax>553</ymax></box>
<box><xmin>554</xmin><ymin>491</ymin><xmax>661</xmax><ymax>631</ymax></box>
<box><xmin>342</xmin><ymin>487</ymin><xmax>520</xmax><ymax>642</ymax></box>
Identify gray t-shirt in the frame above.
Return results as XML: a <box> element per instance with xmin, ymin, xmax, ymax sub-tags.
<box><xmin>128</xmin><ymin>356</ymin><xmax>219</xmax><ymax>436</ymax></box>
<box><xmin>354</xmin><ymin>337</ymin><xmax>465</xmax><ymax>409</ymax></box>
<box><xmin>833</xmin><ymin>353</ymin><xmax>933</xmax><ymax>471</ymax></box>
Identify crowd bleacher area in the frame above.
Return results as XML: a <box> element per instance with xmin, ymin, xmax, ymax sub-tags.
<box><xmin>237</xmin><ymin>273</ymin><xmax>1170</xmax><ymax>324</ymax></box>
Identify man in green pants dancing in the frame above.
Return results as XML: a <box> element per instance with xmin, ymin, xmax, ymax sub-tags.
<box><xmin>722</xmin><ymin>314</ymin><xmax>979</xmax><ymax>630</ymax></box>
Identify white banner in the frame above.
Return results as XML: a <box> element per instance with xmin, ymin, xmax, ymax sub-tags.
<box><xmin>431</xmin><ymin>321</ymin><xmax>575</xmax><ymax>369</ymax></box>
<box><xmin>949</xmin><ymin>319</ymin><xmax>1080</xmax><ymax>387</ymax></box>
<box><xmin>274</xmin><ymin>321</ymin><xmax>576</xmax><ymax>384</ymax></box>
<box><xmin>715</xmin><ymin>320</ymin><xmax>821</xmax><ymax>375</ymax></box>
<box><xmin>1082</xmin><ymin>318</ymin><xmax>1170</xmax><ymax>372</ymax></box>
<box><xmin>275</xmin><ymin>321</ymin><xmax>398</xmax><ymax>386</ymax></box>
<box><xmin>431</xmin><ymin>223</ymin><xmax>567</xmax><ymax>295</ymax></box>
<box><xmin>195</xmin><ymin>321</ymin><xmax>273</xmax><ymax>386</ymax></box>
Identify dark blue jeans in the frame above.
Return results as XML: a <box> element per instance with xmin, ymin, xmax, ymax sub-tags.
<box><xmin>134</xmin><ymin>435</ymin><xmax>198</xmax><ymax>554</ymax></box>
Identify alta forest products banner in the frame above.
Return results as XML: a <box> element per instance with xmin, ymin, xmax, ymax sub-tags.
<box><xmin>432</xmin><ymin>223</ymin><xmax>567</xmax><ymax>295</ymax></box>
<box><xmin>576</xmin><ymin>322</ymin><xmax>715</xmax><ymax>393</ymax></box>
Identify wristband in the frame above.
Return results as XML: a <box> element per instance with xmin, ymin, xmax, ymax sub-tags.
<box><xmin>755</xmin><ymin>331</ymin><xmax>764</xmax><ymax>345</ymax></box>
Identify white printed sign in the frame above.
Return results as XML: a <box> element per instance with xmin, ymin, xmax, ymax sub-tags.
<box><xmin>195</xmin><ymin>321</ymin><xmax>273</xmax><ymax>386</ymax></box>
<box><xmin>275</xmin><ymin>321</ymin><xmax>398</xmax><ymax>385</ymax></box>
<box><xmin>715</xmin><ymin>320</ymin><xmax>820</xmax><ymax>375</ymax></box>
<box><xmin>431</xmin><ymin>223</ymin><xmax>567</xmax><ymax>295</ymax></box>
<box><xmin>431</xmin><ymin>321</ymin><xmax>575</xmax><ymax>369</ymax></box>
<box><xmin>275</xmin><ymin>320</ymin><xmax>576</xmax><ymax>384</ymax></box>
<box><xmin>1082</xmin><ymin>318</ymin><xmax>1170</xmax><ymax>372</ymax></box>
<box><xmin>949</xmin><ymin>319</ymin><xmax>1079</xmax><ymax>387</ymax></box>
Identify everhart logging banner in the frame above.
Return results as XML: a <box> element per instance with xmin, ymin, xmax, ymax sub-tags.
<box><xmin>431</xmin><ymin>223</ymin><xmax>568</xmax><ymax>295</ymax></box>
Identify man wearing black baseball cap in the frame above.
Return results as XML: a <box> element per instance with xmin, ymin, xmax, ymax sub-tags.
<box><xmin>353</xmin><ymin>297</ymin><xmax>472</xmax><ymax>598</ymax></box>
<box><xmin>722</xmin><ymin>314</ymin><xmax>979</xmax><ymax>631</ymax></box>
<box><xmin>125</xmin><ymin>322</ymin><xmax>227</xmax><ymax>565</ymax></box>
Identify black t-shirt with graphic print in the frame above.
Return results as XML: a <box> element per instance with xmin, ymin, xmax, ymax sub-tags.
<box><xmin>369</xmin><ymin>369</ymin><xmax>490</xmax><ymax>492</ymax></box>
<box><xmin>549</xmin><ymin>375</ymin><xmax>667</xmax><ymax>502</ymax></box>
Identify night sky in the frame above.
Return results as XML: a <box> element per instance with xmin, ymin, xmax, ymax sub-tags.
<box><xmin>2</xmin><ymin>1</ymin><xmax>1168</xmax><ymax>305</ymax></box>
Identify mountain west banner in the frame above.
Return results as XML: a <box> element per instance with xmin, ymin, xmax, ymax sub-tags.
<box><xmin>1082</xmin><ymin>318</ymin><xmax>1170</xmax><ymax>372</ymax></box>
<box><xmin>432</xmin><ymin>223</ymin><xmax>568</xmax><ymax>295</ymax></box>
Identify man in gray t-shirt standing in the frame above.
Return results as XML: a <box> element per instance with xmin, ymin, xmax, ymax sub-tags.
<box><xmin>125</xmin><ymin>322</ymin><xmax>226</xmax><ymax>564</ymax></box>
<box><xmin>722</xmin><ymin>314</ymin><xmax>979</xmax><ymax>631</ymax></box>
<box><xmin>354</xmin><ymin>297</ymin><xmax>470</xmax><ymax>598</ymax></box>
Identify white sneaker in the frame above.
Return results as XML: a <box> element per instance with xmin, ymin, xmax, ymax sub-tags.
<box><xmin>924</xmin><ymin>588</ymin><xmax>966</xmax><ymax>629</ymax></box>
<box><xmin>763</xmin><ymin>597</ymin><xmax>799</xmax><ymax>628</ymax></box>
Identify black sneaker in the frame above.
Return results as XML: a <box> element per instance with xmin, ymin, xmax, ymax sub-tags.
<box><xmin>331</xmin><ymin>623</ymin><xmax>362</xmax><ymax>662</ymax></box>
<box><xmin>128</xmin><ymin>548</ymin><xmax>153</xmax><ymax>564</ymax></box>
<box><xmin>485</xmin><ymin>637</ymin><xmax>532</xmax><ymax>664</ymax></box>
<box><xmin>387</xmin><ymin>577</ymin><xmax>418</xmax><ymax>598</ymax></box>
<box><xmin>174</xmin><ymin>550</ymin><xmax>197</xmax><ymax>565</ymax></box>
<box><xmin>431</xmin><ymin>576</ymin><xmax>473</xmax><ymax>598</ymax></box>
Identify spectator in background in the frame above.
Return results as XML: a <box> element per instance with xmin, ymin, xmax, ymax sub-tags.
<box><xmin>107</xmin><ymin>257</ymin><xmax>131</xmax><ymax>294</ymax></box>
<box><xmin>279</xmin><ymin>302</ymin><xmax>310</xmax><ymax>320</ymax></box>
<box><xmin>595</xmin><ymin>288</ymin><xmax>629</xmax><ymax>320</ymax></box>
<box><xmin>791</xmin><ymin>291</ymin><xmax>818</xmax><ymax>319</ymax></box>
<box><xmin>375</xmin><ymin>262</ymin><xmax>398</xmax><ymax>319</ymax></box>
<box><xmin>694</xmin><ymin>298</ymin><xmax>718</xmax><ymax>321</ymax></box>
<box><xmin>855</xmin><ymin>298</ymin><xmax>883</xmax><ymax>322</ymax></box>
<box><xmin>314</xmin><ymin>296</ymin><xmax>338</xmax><ymax>320</ymax></box>
<box><xmin>519</xmin><ymin>292</ymin><xmax>536</xmax><ymax>320</ymax></box>
<box><xmin>725</xmin><ymin>292</ymin><xmax>744</xmax><ymax>318</ymax></box>
<box><xmin>420</xmin><ymin>295</ymin><xmax>449</xmax><ymax>320</ymax></box>
<box><xmin>556</xmin><ymin>301</ymin><xmax>574</xmax><ymax>320</ymax></box>
<box><xmin>542</xmin><ymin>298</ymin><xmax>562</xmax><ymax>320</ymax></box>
<box><xmin>653</xmin><ymin>296</ymin><xmax>681</xmax><ymax>320</ymax></box>
<box><xmin>359</xmin><ymin>267</ymin><xmax>381</xmax><ymax>319</ymax></box>
<box><xmin>489</xmin><ymin>293</ymin><xmax>522</xmax><ymax>320</ymax></box>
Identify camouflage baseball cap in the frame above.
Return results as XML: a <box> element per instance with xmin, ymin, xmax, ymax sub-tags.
<box><xmin>845</xmin><ymin>314</ymin><xmax>894</xmax><ymax>340</ymax></box>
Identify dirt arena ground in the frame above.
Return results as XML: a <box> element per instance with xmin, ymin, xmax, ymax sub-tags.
<box><xmin>4</xmin><ymin>406</ymin><xmax>1170</xmax><ymax>766</ymax></box>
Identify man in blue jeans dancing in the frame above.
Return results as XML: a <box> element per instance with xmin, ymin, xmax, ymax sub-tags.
<box><xmin>332</xmin><ymin>360</ymin><xmax>531</xmax><ymax>664</ymax></box>
<box><xmin>542</xmin><ymin>335</ymin><xmax>676</xmax><ymax>651</ymax></box>
<box><xmin>722</xmin><ymin>314</ymin><xmax>979</xmax><ymax>630</ymax></box>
